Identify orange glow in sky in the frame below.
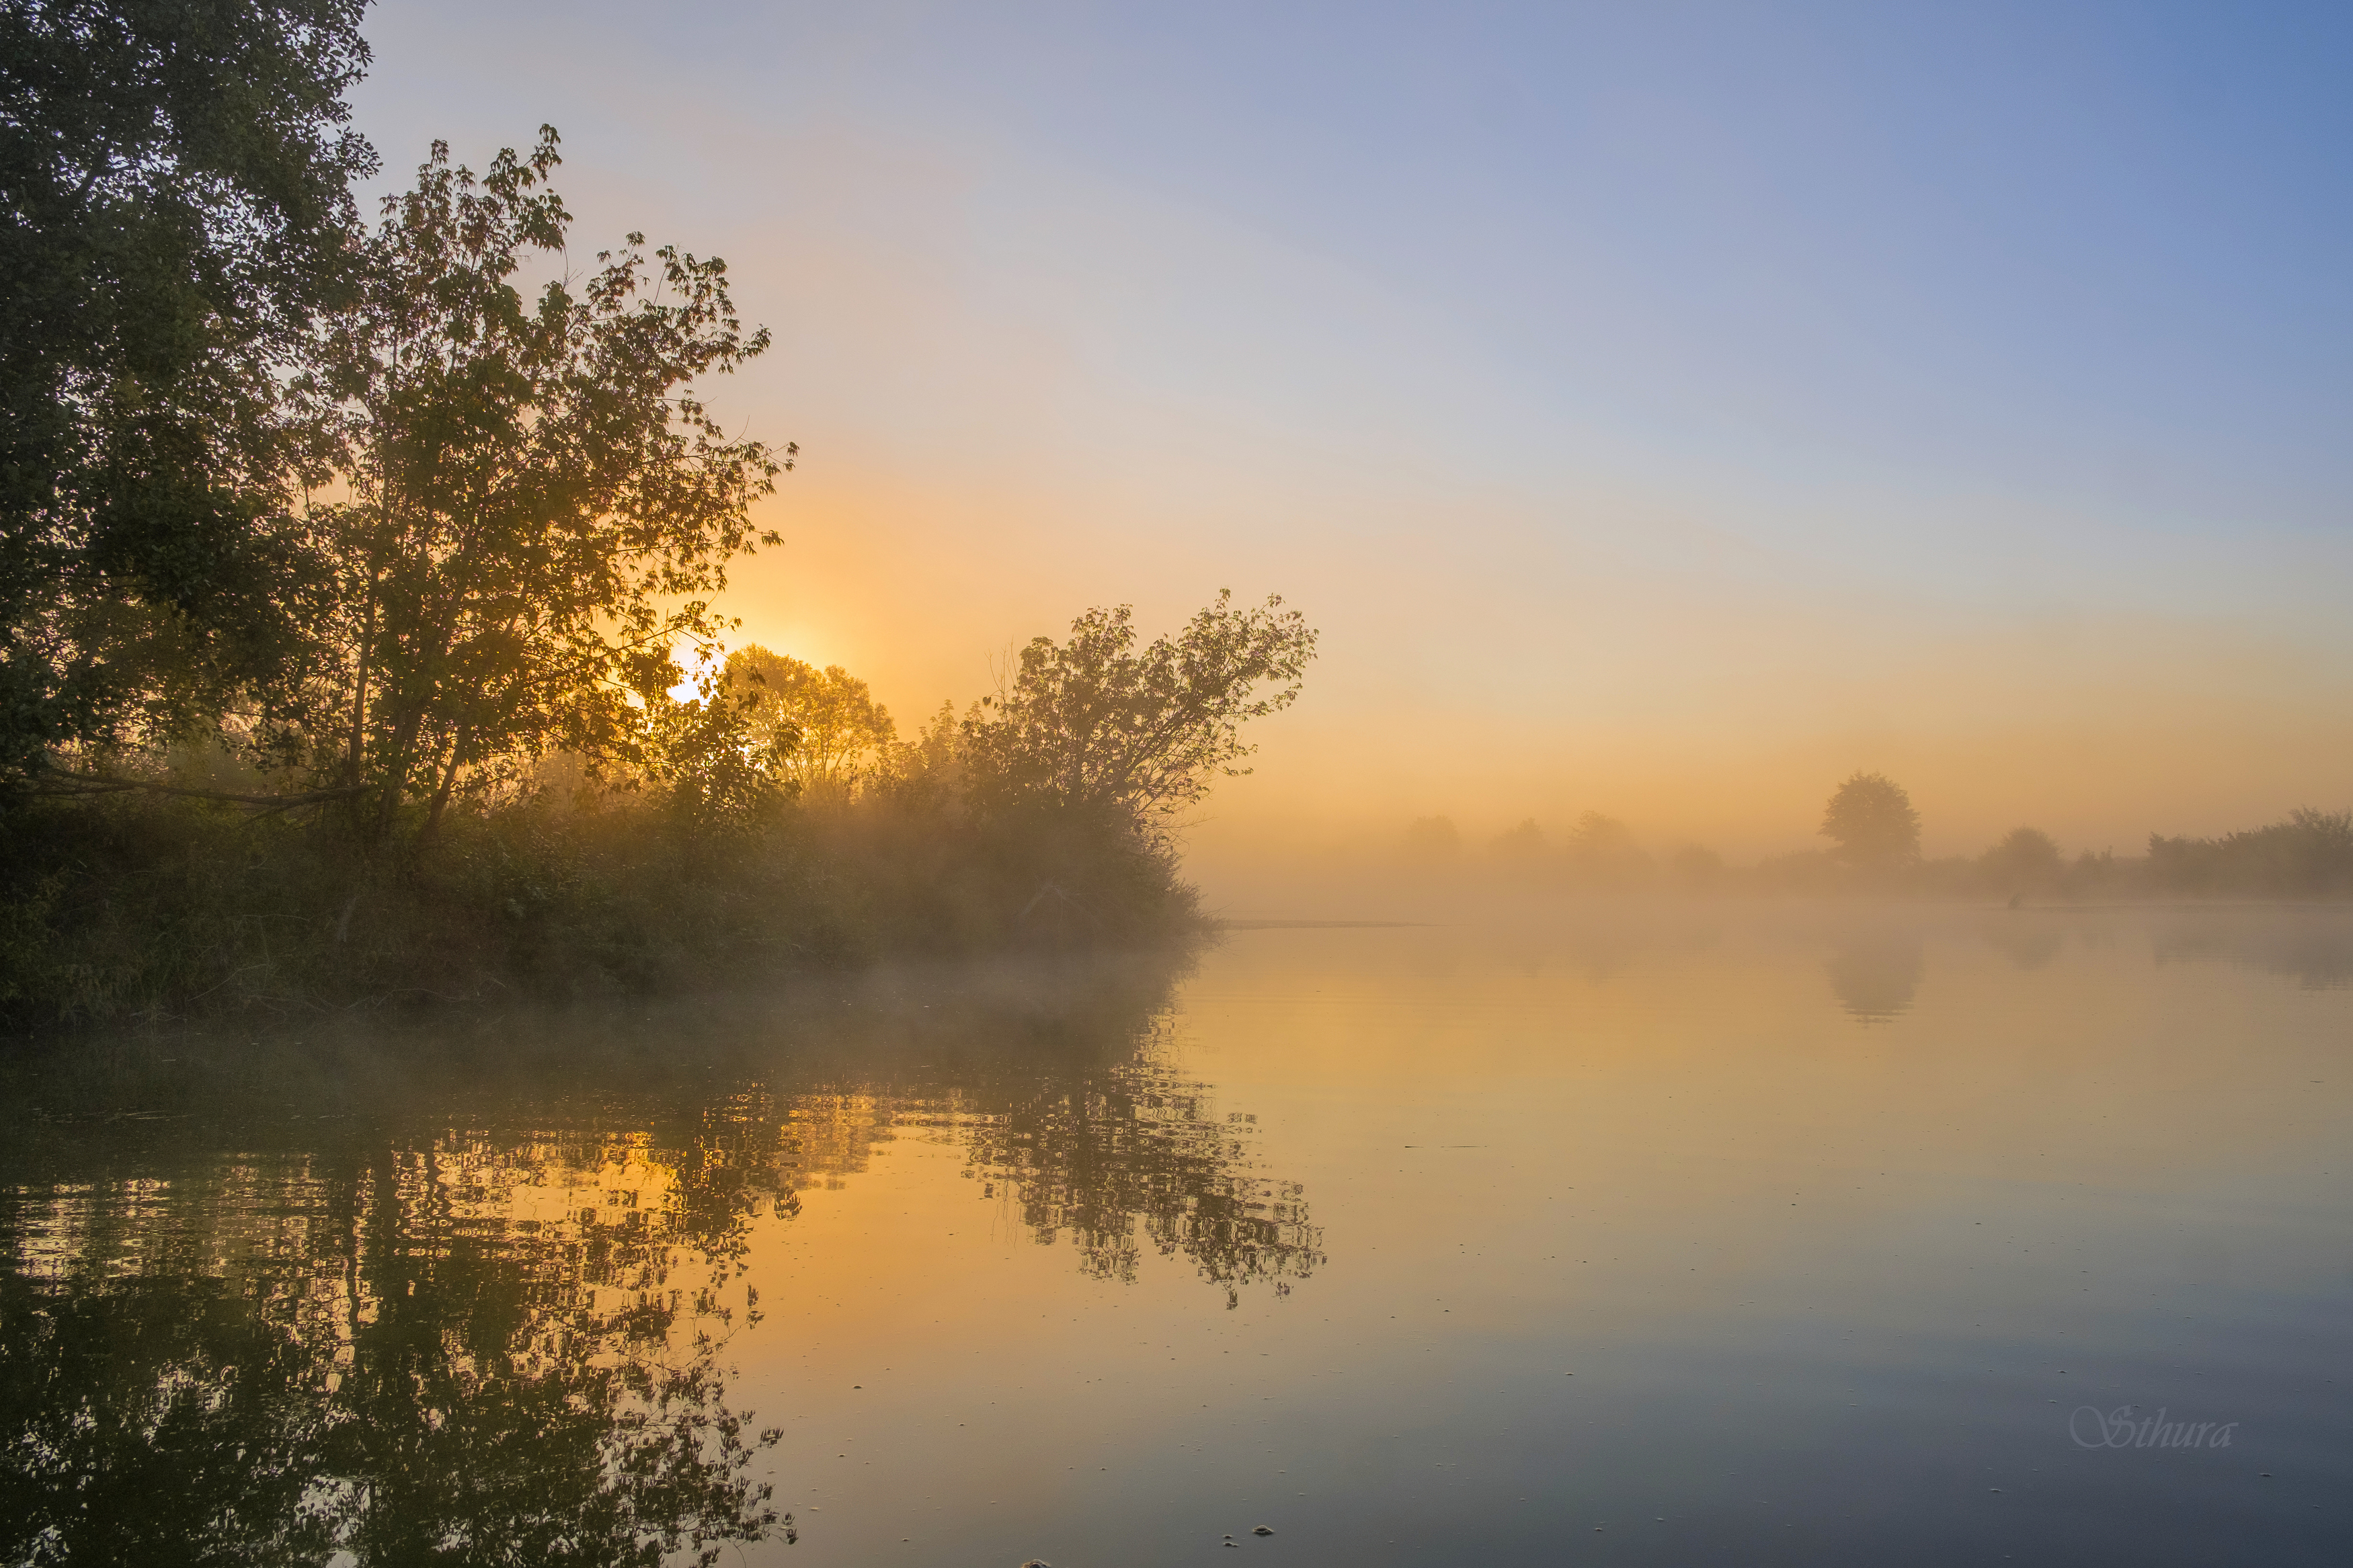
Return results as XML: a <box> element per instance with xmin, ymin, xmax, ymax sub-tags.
<box><xmin>350</xmin><ymin>3</ymin><xmax>2353</xmax><ymax>872</ymax></box>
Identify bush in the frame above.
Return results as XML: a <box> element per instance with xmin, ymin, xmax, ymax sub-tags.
<box><xmin>2147</xmin><ymin>809</ymin><xmax>2353</xmax><ymax>899</ymax></box>
<box><xmin>0</xmin><ymin>788</ymin><xmax>1206</xmax><ymax>1029</ymax></box>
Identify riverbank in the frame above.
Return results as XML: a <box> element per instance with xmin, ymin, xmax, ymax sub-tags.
<box><xmin>0</xmin><ymin>793</ymin><xmax>1209</xmax><ymax>1030</ymax></box>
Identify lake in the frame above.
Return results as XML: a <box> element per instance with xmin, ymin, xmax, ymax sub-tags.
<box><xmin>3</xmin><ymin>905</ymin><xmax>2348</xmax><ymax>1565</ymax></box>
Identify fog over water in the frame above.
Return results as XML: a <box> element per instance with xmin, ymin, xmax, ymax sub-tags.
<box><xmin>17</xmin><ymin>7</ymin><xmax>2353</xmax><ymax>1563</ymax></box>
<box><xmin>7</xmin><ymin>908</ymin><xmax>2348</xmax><ymax>1565</ymax></box>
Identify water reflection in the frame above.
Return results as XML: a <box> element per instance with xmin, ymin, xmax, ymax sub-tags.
<box><xmin>2</xmin><ymin>1139</ymin><xmax>785</xmax><ymax>1566</ymax></box>
<box><xmin>0</xmin><ymin>948</ymin><xmax>1316</xmax><ymax>1561</ymax></box>
<box><xmin>1979</xmin><ymin>914</ymin><xmax>2065</xmax><ymax>969</ymax></box>
<box><xmin>2149</xmin><ymin>906</ymin><xmax>2353</xmax><ymax>988</ymax></box>
<box><xmin>16</xmin><ymin>915</ymin><xmax>2352</xmax><ymax>1567</ymax></box>
<box><xmin>959</xmin><ymin>1040</ymin><xmax>1321</xmax><ymax>1303</ymax></box>
<box><xmin>1824</xmin><ymin>929</ymin><xmax>1924</xmax><ymax>1020</ymax></box>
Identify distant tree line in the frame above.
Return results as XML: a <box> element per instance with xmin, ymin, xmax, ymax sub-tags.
<box><xmin>1398</xmin><ymin>772</ymin><xmax>2353</xmax><ymax>901</ymax></box>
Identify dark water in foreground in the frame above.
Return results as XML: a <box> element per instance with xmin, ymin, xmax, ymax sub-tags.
<box><xmin>3</xmin><ymin>906</ymin><xmax>2349</xmax><ymax>1566</ymax></box>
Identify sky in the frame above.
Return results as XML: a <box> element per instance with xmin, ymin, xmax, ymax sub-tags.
<box><xmin>348</xmin><ymin>1</ymin><xmax>2353</xmax><ymax>872</ymax></box>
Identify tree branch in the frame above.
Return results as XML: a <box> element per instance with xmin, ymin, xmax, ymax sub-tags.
<box><xmin>27</xmin><ymin>764</ymin><xmax>369</xmax><ymax>812</ymax></box>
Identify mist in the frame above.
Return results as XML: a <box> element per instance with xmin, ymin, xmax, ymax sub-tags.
<box><xmin>8</xmin><ymin>5</ymin><xmax>2352</xmax><ymax>1566</ymax></box>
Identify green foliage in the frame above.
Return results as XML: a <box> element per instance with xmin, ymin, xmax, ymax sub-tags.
<box><xmin>723</xmin><ymin>646</ymin><xmax>895</xmax><ymax>799</ymax></box>
<box><xmin>278</xmin><ymin>128</ymin><xmax>786</xmax><ymax>842</ymax></box>
<box><xmin>0</xmin><ymin>776</ymin><xmax>1211</xmax><ymax>1025</ymax></box>
<box><xmin>0</xmin><ymin>64</ymin><xmax>1298</xmax><ymax>1012</ymax></box>
<box><xmin>960</xmin><ymin>591</ymin><xmax>1316</xmax><ymax>839</ymax></box>
<box><xmin>0</xmin><ymin>0</ymin><xmax>376</xmax><ymax>776</ymax></box>
<box><xmin>1819</xmin><ymin>771</ymin><xmax>1921</xmax><ymax>871</ymax></box>
<box><xmin>641</xmin><ymin>667</ymin><xmax>798</xmax><ymax>835</ymax></box>
<box><xmin>0</xmin><ymin>595</ymin><xmax>1293</xmax><ymax>1026</ymax></box>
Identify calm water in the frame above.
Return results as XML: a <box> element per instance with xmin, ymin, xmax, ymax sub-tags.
<box><xmin>4</xmin><ymin>907</ymin><xmax>2349</xmax><ymax>1565</ymax></box>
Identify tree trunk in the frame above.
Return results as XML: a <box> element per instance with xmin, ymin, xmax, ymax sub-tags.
<box><xmin>420</xmin><ymin>725</ymin><xmax>471</xmax><ymax>845</ymax></box>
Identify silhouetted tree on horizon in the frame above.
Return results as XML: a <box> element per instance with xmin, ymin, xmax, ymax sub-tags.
<box><xmin>1820</xmin><ymin>771</ymin><xmax>1921</xmax><ymax>872</ymax></box>
<box><xmin>1981</xmin><ymin>825</ymin><xmax>2063</xmax><ymax>896</ymax></box>
<box><xmin>1402</xmin><ymin>815</ymin><xmax>1462</xmax><ymax>859</ymax></box>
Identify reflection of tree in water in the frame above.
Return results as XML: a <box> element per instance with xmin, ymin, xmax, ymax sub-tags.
<box><xmin>1825</xmin><ymin>932</ymin><xmax>1924</xmax><ymax>1021</ymax></box>
<box><xmin>950</xmin><ymin>1021</ymin><xmax>1322</xmax><ymax>1305</ymax></box>
<box><xmin>1980</xmin><ymin>917</ymin><xmax>2065</xmax><ymax>971</ymax></box>
<box><xmin>750</xmin><ymin>953</ymin><xmax>1322</xmax><ymax>1304</ymax></box>
<box><xmin>1</xmin><ymin>1126</ymin><xmax>794</xmax><ymax>1565</ymax></box>
<box><xmin>2151</xmin><ymin>911</ymin><xmax>2353</xmax><ymax>990</ymax></box>
<box><xmin>1</xmin><ymin>948</ymin><xmax>1319</xmax><ymax>1557</ymax></box>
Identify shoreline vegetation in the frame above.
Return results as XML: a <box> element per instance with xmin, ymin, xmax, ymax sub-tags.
<box><xmin>1</xmin><ymin>13</ymin><xmax>1318</xmax><ymax>1032</ymax></box>
<box><xmin>0</xmin><ymin>584</ymin><xmax>1319</xmax><ymax>1028</ymax></box>
<box><xmin>1397</xmin><ymin>776</ymin><xmax>2353</xmax><ymax>905</ymax></box>
<box><xmin>5</xmin><ymin>12</ymin><xmax>2343</xmax><ymax>1034</ymax></box>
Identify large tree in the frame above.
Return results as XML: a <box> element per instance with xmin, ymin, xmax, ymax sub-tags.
<box><xmin>283</xmin><ymin>129</ymin><xmax>787</xmax><ymax>842</ymax></box>
<box><xmin>0</xmin><ymin>0</ymin><xmax>376</xmax><ymax>780</ymax></box>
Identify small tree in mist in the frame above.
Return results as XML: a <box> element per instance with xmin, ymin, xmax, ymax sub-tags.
<box><xmin>1819</xmin><ymin>772</ymin><xmax>1921</xmax><ymax>872</ymax></box>
<box><xmin>723</xmin><ymin>647</ymin><xmax>895</xmax><ymax>799</ymax></box>
<box><xmin>1490</xmin><ymin>819</ymin><xmax>1545</xmax><ymax>858</ymax></box>
<box><xmin>960</xmin><ymin>591</ymin><xmax>1316</xmax><ymax>841</ymax></box>
<box><xmin>1980</xmin><ymin>826</ymin><xmax>2063</xmax><ymax>897</ymax></box>
<box><xmin>1562</xmin><ymin>810</ymin><xmax>1650</xmax><ymax>885</ymax></box>
<box><xmin>1402</xmin><ymin>816</ymin><xmax>1462</xmax><ymax>859</ymax></box>
<box><xmin>1670</xmin><ymin>844</ymin><xmax>1725</xmax><ymax>889</ymax></box>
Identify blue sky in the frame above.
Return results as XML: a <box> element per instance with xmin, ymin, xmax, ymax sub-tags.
<box><xmin>350</xmin><ymin>1</ymin><xmax>2353</xmax><ymax>854</ymax></box>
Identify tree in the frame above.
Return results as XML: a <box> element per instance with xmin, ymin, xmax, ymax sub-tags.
<box><xmin>1819</xmin><ymin>771</ymin><xmax>1920</xmax><ymax>870</ymax></box>
<box><xmin>1490</xmin><ymin>818</ymin><xmax>1545</xmax><ymax>858</ymax></box>
<box><xmin>639</xmin><ymin>665</ymin><xmax>797</xmax><ymax>833</ymax></box>
<box><xmin>1560</xmin><ymin>809</ymin><xmax>1650</xmax><ymax>885</ymax></box>
<box><xmin>2148</xmin><ymin>807</ymin><xmax>2353</xmax><ymax>897</ymax></box>
<box><xmin>1669</xmin><ymin>843</ymin><xmax>1725</xmax><ymax>888</ymax></box>
<box><xmin>282</xmin><ymin>129</ymin><xmax>787</xmax><ymax>843</ymax></box>
<box><xmin>959</xmin><ymin>591</ymin><xmax>1316</xmax><ymax>838</ymax></box>
<box><xmin>1402</xmin><ymin>816</ymin><xmax>1461</xmax><ymax>859</ymax></box>
<box><xmin>0</xmin><ymin>0</ymin><xmax>377</xmax><ymax>781</ymax></box>
<box><xmin>722</xmin><ymin>646</ymin><xmax>894</xmax><ymax>798</ymax></box>
<box><xmin>1980</xmin><ymin>825</ymin><xmax>2062</xmax><ymax>896</ymax></box>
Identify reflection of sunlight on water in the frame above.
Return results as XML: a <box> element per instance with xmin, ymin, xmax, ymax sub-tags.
<box><xmin>0</xmin><ymin>947</ymin><xmax>1324</xmax><ymax>1560</ymax></box>
<box><xmin>6</xmin><ymin>918</ymin><xmax>2353</xmax><ymax>1564</ymax></box>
